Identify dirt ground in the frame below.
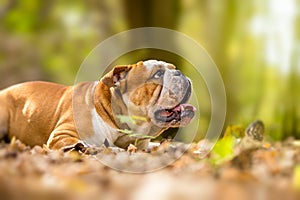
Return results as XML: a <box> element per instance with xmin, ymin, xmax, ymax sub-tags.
<box><xmin>0</xmin><ymin>139</ymin><xmax>300</xmax><ymax>200</ymax></box>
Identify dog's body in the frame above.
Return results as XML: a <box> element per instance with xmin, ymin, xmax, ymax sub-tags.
<box><xmin>0</xmin><ymin>60</ymin><xmax>195</xmax><ymax>150</ymax></box>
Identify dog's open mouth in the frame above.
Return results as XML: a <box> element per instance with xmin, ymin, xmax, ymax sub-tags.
<box><xmin>154</xmin><ymin>103</ymin><xmax>196</xmax><ymax>125</ymax></box>
<box><xmin>154</xmin><ymin>81</ymin><xmax>195</xmax><ymax>126</ymax></box>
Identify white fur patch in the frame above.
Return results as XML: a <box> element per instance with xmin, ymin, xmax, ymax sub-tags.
<box><xmin>84</xmin><ymin>107</ymin><xmax>118</xmax><ymax>147</ymax></box>
<box><xmin>143</xmin><ymin>60</ymin><xmax>171</xmax><ymax>70</ymax></box>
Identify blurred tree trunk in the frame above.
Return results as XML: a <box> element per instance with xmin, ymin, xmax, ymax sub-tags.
<box><xmin>199</xmin><ymin>0</ymin><xmax>240</xmax><ymax>127</ymax></box>
<box><xmin>198</xmin><ymin>0</ymin><xmax>266</xmax><ymax>130</ymax></box>
<box><xmin>122</xmin><ymin>0</ymin><xmax>182</xmax><ymax>66</ymax></box>
<box><xmin>124</xmin><ymin>0</ymin><xmax>180</xmax><ymax>29</ymax></box>
<box><xmin>281</xmin><ymin>44</ymin><xmax>300</xmax><ymax>139</ymax></box>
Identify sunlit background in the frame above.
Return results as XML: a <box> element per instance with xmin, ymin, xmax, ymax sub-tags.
<box><xmin>0</xmin><ymin>0</ymin><xmax>299</xmax><ymax>140</ymax></box>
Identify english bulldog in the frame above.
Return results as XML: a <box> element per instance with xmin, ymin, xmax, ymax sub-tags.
<box><xmin>0</xmin><ymin>60</ymin><xmax>195</xmax><ymax>151</ymax></box>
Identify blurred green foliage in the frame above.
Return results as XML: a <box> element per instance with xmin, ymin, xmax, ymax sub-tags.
<box><xmin>0</xmin><ymin>0</ymin><xmax>299</xmax><ymax>140</ymax></box>
<box><xmin>210</xmin><ymin>133</ymin><xmax>236</xmax><ymax>166</ymax></box>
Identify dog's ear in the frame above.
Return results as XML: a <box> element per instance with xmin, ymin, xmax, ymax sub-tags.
<box><xmin>101</xmin><ymin>65</ymin><xmax>132</xmax><ymax>87</ymax></box>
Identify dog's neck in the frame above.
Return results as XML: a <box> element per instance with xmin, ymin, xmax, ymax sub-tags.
<box><xmin>93</xmin><ymin>81</ymin><xmax>118</xmax><ymax>129</ymax></box>
<box><xmin>92</xmin><ymin>81</ymin><xmax>167</xmax><ymax>149</ymax></box>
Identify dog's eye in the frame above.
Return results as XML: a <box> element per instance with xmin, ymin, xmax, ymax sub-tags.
<box><xmin>153</xmin><ymin>70</ymin><xmax>164</xmax><ymax>79</ymax></box>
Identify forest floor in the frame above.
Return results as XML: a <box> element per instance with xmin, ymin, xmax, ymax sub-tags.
<box><xmin>0</xmin><ymin>138</ymin><xmax>300</xmax><ymax>200</ymax></box>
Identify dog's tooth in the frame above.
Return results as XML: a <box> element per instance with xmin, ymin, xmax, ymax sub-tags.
<box><xmin>180</xmin><ymin>105</ymin><xmax>185</xmax><ymax>111</ymax></box>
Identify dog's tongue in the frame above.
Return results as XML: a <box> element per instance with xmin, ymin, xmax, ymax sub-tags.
<box><xmin>172</xmin><ymin>104</ymin><xmax>196</xmax><ymax>113</ymax></box>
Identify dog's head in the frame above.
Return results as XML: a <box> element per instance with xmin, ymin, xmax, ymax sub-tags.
<box><xmin>99</xmin><ymin>60</ymin><xmax>195</xmax><ymax>148</ymax></box>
